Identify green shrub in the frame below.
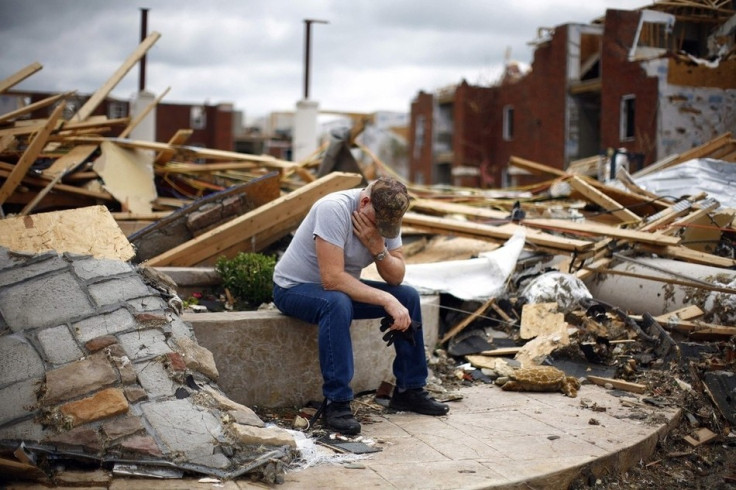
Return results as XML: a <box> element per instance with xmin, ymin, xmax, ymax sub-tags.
<box><xmin>215</xmin><ymin>252</ymin><xmax>276</xmax><ymax>308</ymax></box>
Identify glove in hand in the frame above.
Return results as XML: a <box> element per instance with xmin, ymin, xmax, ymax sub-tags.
<box><xmin>379</xmin><ymin>316</ymin><xmax>422</xmax><ymax>347</ymax></box>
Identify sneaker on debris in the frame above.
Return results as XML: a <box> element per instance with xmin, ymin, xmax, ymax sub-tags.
<box><xmin>323</xmin><ymin>400</ymin><xmax>361</xmax><ymax>435</ymax></box>
<box><xmin>389</xmin><ymin>388</ymin><xmax>450</xmax><ymax>416</ymax></box>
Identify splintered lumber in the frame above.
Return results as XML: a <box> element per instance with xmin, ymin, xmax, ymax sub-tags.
<box><xmin>41</xmin><ymin>144</ymin><xmax>98</xmax><ymax>178</ymax></box>
<box><xmin>72</xmin><ymin>31</ymin><xmax>161</xmax><ymax>122</ymax></box>
<box><xmin>0</xmin><ymin>91</ymin><xmax>74</xmax><ymax>124</ymax></box>
<box><xmin>0</xmin><ymin>101</ymin><xmax>65</xmax><ymax>206</ymax></box>
<box><xmin>440</xmin><ymin>297</ymin><xmax>496</xmax><ymax>344</ymax></box>
<box><xmin>509</xmin><ymin>156</ymin><xmax>567</xmax><ymax>178</ymax></box>
<box><xmin>586</xmin><ymin>376</ymin><xmax>647</xmax><ymax>394</ymax></box>
<box><xmin>155</xmin><ymin>129</ymin><xmax>193</xmax><ymax>164</ymax></box>
<box><xmin>0</xmin><ymin>205</ymin><xmax>135</xmax><ymax>261</ymax></box>
<box><xmin>0</xmin><ymin>62</ymin><xmax>42</xmax><ymax>94</ymax></box>
<box><xmin>633</xmin><ymin>132</ymin><xmax>733</xmax><ymax>178</ymax></box>
<box><xmin>129</xmin><ymin>172</ymin><xmax>281</xmax><ymax>262</ymax></box>
<box><xmin>637</xmin><ymin>243</ymin><xmax>736</xmax><ymax>268</ymax></box>
<box><xmin>144</xmin><ymin>171</ymin><xmax>363</xmax><ymax>267</ymax></box>
<box><xmin>569</xmin><ymin>176</ymin><xmax>641</xmax><ymax>224</ymax></box>
<box><xmin>402</xmin><ymin>212</ymin><xmax>593</xmax><ymax>254</ymax></box>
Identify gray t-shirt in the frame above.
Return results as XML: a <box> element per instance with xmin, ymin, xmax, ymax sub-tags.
<box><xmin>273</xmin><ymin>188</ymin><xmax>402</xmax><ymax>288</ymax></box>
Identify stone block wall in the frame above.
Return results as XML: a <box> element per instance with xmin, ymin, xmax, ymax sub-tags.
<box><xmin>0</xmin><ymin>247</ymin><xmax>295</xmax><ymax>480</ymax></box>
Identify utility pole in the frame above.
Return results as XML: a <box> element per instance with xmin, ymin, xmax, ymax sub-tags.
<box><xmin>294</xmin><ymin>18</ymin><xmax>328</xmax><ymax>162</ymax></box>
<box><xmin>303</xmin><ymin>19</ymin><xmax>328</xmax><ymax>100</ymax></box>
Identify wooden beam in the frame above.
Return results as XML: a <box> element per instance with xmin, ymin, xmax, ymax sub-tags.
<box><xmin>508</xmin><ymin>156</ymin><xmax>567</xmax><ymax>178</ymax></box>
<box><xmin>154</xmin><ymin>129</ymin><xmax>193</xmax><ymax>165</ymax></box>
<box><xmin>410</xmin><ymin>198</ymin><xmax>679</xmax><ymax>246</ymax></box>
<box><xmin>0</xmin><ymin>91</ymin><xmax>74</xmax><ymax>124</ymax></box>
<box><xmin>569</xmin><ymin>176</ymin><xmax>641</xmax><ymax>224</ymax></box>
<box><xmin>633</xmin><ymin>132</ymin><xmax>733</xmax><ymax>177</ymax></box>
<box><xmin>402</xmin><ymin>212</ymin><xmax>594</xmax><ymax>253</ymax></box>
<box><xmin>0</xmin><ymin>62</ymin><xmax>42</xmax><ymax>94</ymax></box>
<box><xmin>72</xmin><ymin>32</ymin><xmax>161</xmax><ymax>122</ymax></box>
<box><xmin>41</xmin><ymin>144</ymin><xmax>98</xmax><ymax>178</ymax></box>
<box><xmin>587</xmin><ymin>376</ymin><xmax>646</xmax><ymax>394</ymax></box>
<box><xmin>144</xmin><ymin>172</ymin><xmax>363</xmax><ymax>267</ymax></box>
<box><xmin>440</xmin><ymin>297</ymin><xmax>496</xmax><ymax>344</ymax></box>
<box><xmin>0</xmin><ymin>102</ymin><xmax>65</xmax><ymax>206</ymax></box>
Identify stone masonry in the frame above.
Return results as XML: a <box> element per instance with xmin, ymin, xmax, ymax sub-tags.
<box><xmin>0</xmin><ymin>246</ymin><xmax>296</xmax><ymax>481</ymax></box>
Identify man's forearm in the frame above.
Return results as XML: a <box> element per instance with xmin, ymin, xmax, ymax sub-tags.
<box><xmin>375</xmin><ymin>249</ymin><xmax>405</xmax><ymax>285</ymax></box>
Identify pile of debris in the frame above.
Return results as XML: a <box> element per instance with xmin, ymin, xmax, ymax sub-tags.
<box><xmin>2</xmin><ymin>40</ymin><xmax>736</xmax><ymax>486</ymax></box>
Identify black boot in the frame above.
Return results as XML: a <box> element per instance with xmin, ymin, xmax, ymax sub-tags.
<box><xmin>323</xmin><ymin>400</ymin><xmax>361</xmax><ymax>435</ymax></box>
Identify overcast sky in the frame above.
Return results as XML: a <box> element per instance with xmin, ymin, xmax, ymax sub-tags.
<box><xmin>1</xmin><ymin>0</ymin><xmax>652</xmax><ymax>123</ymax></box>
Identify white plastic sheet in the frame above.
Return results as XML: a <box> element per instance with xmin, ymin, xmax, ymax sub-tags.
<box><xmin>403</xmin><ymin>228</ymin><xmax>526</xmax><ymax>300</ymax></box>
<box><xmin>633</xmin><ymin>158</ymin><xmax>736</xmax><ymax>209</ymax></box>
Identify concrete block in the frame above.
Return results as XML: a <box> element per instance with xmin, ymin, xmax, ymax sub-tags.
<box><xmin>88</xmin><ymin>277</ymin><xmax>152</xmax><ymax>308</ymax></box>
<box><xmin>0</xmin><ymin>254</ymin><xmax>68</xmax><ymax>288</ymax></box>
<box><xmin>133</xmin><ymin>359</ymin><xmax>176</xmax><ymax>398</ymax></box>
<box><xmin>0</xmin><ymin>418</ymin><xmax>48</xmax><ymax>442</ymax></box>
<box><xmin>0</xmin><ymin>272</ymin><xmax>95</xmax><ymax>331</ymax></box>
<box><xmin>118</xmin><ymin>328</ymin><xmax>171</xmax><ymax>360</ymax></box>
<box><xmin>74</xmin><ymin>308</ymin><xmax>137</xmax><ymax>344</ymax></box>
<box><xmin>37</xmin><ymin>325</ymin><xmax>84</xmax><ymax>365</ymax></box>
<box><xmin>72</xmin><ymin>257</ymin><xmax>134</xmax><ymax>281</ymax></box>
<box><xmin>0</xmin><ymin>334</ymin><xmax>45</xmax><ymax>386</ymax></box>
<box><xmin>187</xmin><ymin>295</ymin><xmax>440</xmax><ymax>407</ymax></box>
<box><xmin>141</xmin><ymin>399</ymin><xmax>224</xmax><ymax>461</ymax></box>
<box><xmin>126</xmin><ymin>295</ymin><xmax>168</xmax><ymax>313</ymax></box>
<box><xmin>0</xmin><ymin>377</ymin><xmax>41</xmax><ymax>426</ymax></box>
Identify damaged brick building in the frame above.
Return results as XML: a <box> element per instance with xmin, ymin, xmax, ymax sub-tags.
<box><xmin>409</xmin><ymin>1</ymin><xmax>736</xmax><ymax>188</ymax></box>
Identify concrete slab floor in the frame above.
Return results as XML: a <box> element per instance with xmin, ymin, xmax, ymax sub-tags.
<box><xmin>2</xmin><ymin>382</ymin><xmax>680</xmax><ymax>490</ymax></box>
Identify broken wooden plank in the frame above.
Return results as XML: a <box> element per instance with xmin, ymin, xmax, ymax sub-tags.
<box><xmin>402</xmin><ymin>213</ymin><xmax>593</xmax><ymax>253</ymax></box>
<box><xmin>586</xmin><ymin>375</ymin><xmax>647</xmax><ymax>394</ymax></box>
<box><xmin>129</xmin><ymin>172</ymin><xmax>281</xmax><ymax>262</ymax></box>
<box><xmin>41</xmin><ymin>144</ymin><xmax>99</xmax><ymax>179</ymax></box>
<box><xmin>509</xmin><ymin>156</ymin><xmax>568</xmax><ymax>178</ymax></box>
<box><xmin>144</xmin><ymin>172</ymin><xmax>363</xmax><ymax>267</ymax></box>
<box><xmin>0</xmin><ymin>62</ymin><xmax>42</xmax><ymax>94</ymax></box>
<box><xmin>72</xmin><ymin>31</ymin><xmax>161</xmax><ymax>122</ymax></box>
<box><xmin>154</xmin><ymin>129</ymin><xmax>193</xmax><ymax>165</ymax></box>
<box><xmin>440</xmin><ymin>296</ymin><xmax>496</xmax><ymax>344</ymax></box>
<box><xmin>0</xmin><ymin>205</ymin><xmax>135</xmax><ymax>261</ymax></box>
<box><xmin>637</xmin><ymin>243</ymin><xmax>736</xmax><ymax>268</ymax></box>
<box><xmin>569</xmin><ymin>176</ymin><xmax>641</xmax><ymax>224</ymax></box>
<box><xmin>0</xmin><ymin>165</ymin><xmax>114</xmax><ymax>201</ymax></box>
<box><xmin>633</xmin><ymin>132</ymin><xmax>733</xmax><ymax>178</ymax></box>
<box><xmin>0</xmin><ymin>101</ymin><xmax>65</xmax><ymax>206</ymax></box>
<box><xmin>478</xmin><ymin>347</ymin><xmax>522</xmax><ymax>357</ymax></box>
<box><xmin>683</xmin><ymin>427</ymin><xmax>718</xmax><ymax>447</ymax></box>
<box><xmin>0</xmin><ymin>91</ymin><xmax>74</xmax><ymax>124</ymax></box>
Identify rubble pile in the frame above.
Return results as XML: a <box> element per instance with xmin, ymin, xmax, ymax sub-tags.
<box><xmin>2</xmin><ymin>19</ymin><xmax>736</xmax><ymax>488</ymax></box>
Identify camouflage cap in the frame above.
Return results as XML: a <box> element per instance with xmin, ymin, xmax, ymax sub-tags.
<box><xmin>370</xmin><ymin>177</ymin><xmax>410</xmax><ymax>238</ymax></box>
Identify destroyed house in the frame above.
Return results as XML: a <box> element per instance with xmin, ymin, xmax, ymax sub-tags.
<box><xmin>0</xmin><ymin>90</ymin><xmax>236</xmax><ymax>152</ymax></box>
<box><xmin>408</xmin><ymin>0</ymin><xmax>736</xmax><ymax>188</ymax></box>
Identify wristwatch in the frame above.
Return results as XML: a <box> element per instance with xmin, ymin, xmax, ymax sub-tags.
<box><xmin>374</xmin><ymin>248</ymin><xmax>388</xmax><ymax>262</ymax></box>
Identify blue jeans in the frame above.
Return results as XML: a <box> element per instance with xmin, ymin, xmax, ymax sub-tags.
<box><xmin>273</xmin><ymin>280</ymin><xmax>428</xmax><ymax>402</ymax></box>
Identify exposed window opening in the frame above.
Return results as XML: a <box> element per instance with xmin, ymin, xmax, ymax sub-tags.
<box><xmin>107</xmin><ymin>101</ymin><xmax>128</xmax><ymax>119</ymax></box>
<box><xmin>503</xmin><ymin>105</ymin><xmax>514</xmax><ymax>141</ymax></box>
<box><xmin>190</xmin><ymin>106</ymin><xmax>206</xmax><ymax>129</ymax></box>
<box><xmin>620</xmin><ymin>95</ymin><xmax>636</xmax><ymax>141</ymax></box>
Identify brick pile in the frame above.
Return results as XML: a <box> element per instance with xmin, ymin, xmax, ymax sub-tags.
<box><xmin>0</xmin><ymin>246</ymin><xmax>296</xmax><ymax>481</ymax></box>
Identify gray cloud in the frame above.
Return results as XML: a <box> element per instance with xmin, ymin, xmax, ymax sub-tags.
<box><xmin>0</xmin><ymin>0</ymin><xmax>651</xmax><ymax>121</ymax></box>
